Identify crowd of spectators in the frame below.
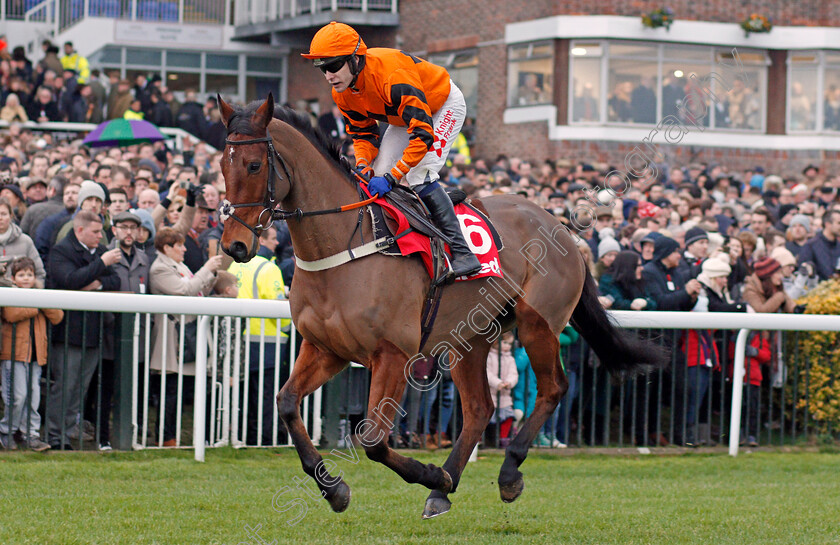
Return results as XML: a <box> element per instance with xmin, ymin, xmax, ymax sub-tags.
<box><xmin>1</xmin><ymin>76</ymin><xmax>840</xmax><ymax>451</ymax></box>
<box><xmin>0</xmin><ymin>117</ymin><xmax>297</xmax><ymax>450</ymax></box>
<box><xmin>433</xmin><ymin>152</ymin><xmax>838</xmax><ymax>448</ymax></box>
<box><xmin>0</xmin><ymin>39</ymin><xmax>228</xmax><ymax>148</ymax></box>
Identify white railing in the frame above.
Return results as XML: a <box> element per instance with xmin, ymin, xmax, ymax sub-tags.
<box><xmin>0</xmin><ymin>120</ymin><xmax>217</xmax><ymax>153</ymax></box>
<box><xmin>4</xmin><ymin>289</ymin><xmax>840</xmax><ymax>460</ymax></box>
<box><xmin>235</xmin><ymin>0</ymin><xmax>396</xmax><ymax>27</ymax></box>
<box><xmin>610</xmin><ymin>311</ymin><xmax>840</xmax><ymax>456</ymax></box>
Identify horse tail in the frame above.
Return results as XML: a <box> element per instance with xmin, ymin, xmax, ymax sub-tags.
<box><xmin>569</xmin><ymin>267</ymin><xmax>669</xmax><ymax>375</ymax></box>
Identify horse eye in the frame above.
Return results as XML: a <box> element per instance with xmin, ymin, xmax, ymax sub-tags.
<box><xmin>247</xmin><ymin>162</ymin><xmax>261</xmax><ymax>174</ymax></box>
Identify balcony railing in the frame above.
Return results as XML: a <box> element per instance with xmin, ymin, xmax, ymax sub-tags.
<box><xmin>234</xmin><ymin>0</ymin><xmax>396</xmax><ymax>28</ymax></box>
<box><xmin>16</xmin><ymin>0</ymin><xmax>226</xmax><ymax>33</ymax></box>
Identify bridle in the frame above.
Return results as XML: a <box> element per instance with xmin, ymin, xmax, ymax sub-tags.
<box><xmin>221</xmin><ymin>130</ymin><xmax>377</xmax><ymax>240</ymax></box>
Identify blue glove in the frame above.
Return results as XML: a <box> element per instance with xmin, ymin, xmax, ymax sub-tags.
<box><xmin>368</xmin><ymin>174</ymin><xmax>394</xmax><ymax>197</ymax></box>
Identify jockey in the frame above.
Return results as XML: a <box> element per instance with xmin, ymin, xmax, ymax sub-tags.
<box><xmin>302</xmin><ymin>21</ymin><xmax>481</xmax><ymax>278</ymax></box>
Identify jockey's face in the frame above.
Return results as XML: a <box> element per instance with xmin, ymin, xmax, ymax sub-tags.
<box><xmin>322</xmin><ymin>58</ymin><xmax>354</xmax><ymax>93</ymax></box>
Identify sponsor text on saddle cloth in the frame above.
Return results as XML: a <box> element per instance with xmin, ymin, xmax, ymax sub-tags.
<box><xmin>363</xmin><ymin>184</ymin><xmax>504</xmax><ymax>282</ymax></box>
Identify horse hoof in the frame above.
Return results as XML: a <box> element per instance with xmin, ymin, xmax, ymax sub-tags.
<box><xmin>499</xmin><ymin>476</ymin><xmax>524</xmax><ymax>503</ymax></box>
<box><xmin>326</xmin><ymin>480</ymin><xmax>351</xmax><ymax>513</ymax></box>
<box><xmin>438</xmin><ymin>468</ymin><xmax>453</xmax><ymax>494</ymax></box>
<box><xmin>422</xmin><ymin>496</ymin><xmax>451</xmax><ymax>519</ymax></box>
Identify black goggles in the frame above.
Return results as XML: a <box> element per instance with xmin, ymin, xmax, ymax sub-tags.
<box><xmin>316</xmin><ymin>56</ymin><xmax>348</xmax><ymax>74</ymax></box>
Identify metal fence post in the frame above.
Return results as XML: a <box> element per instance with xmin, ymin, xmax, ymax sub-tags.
<box><xmin>194</xmin><ymin>315</ymin><xmax>211</xmax><ymax>462</ymax></box>
<box><xmin>728</xmin><ymin>328</ymin><xmax>751</xmax><ymax>457</ymax></box>
<box><xmin>113</xmin><ymin>313</ymin><xmax>136</xmax><ymax>450</ymax></box>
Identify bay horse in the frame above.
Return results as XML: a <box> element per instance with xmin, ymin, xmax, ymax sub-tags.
<box><xmin>218</xmin><ymin>94</ymin><xmax>668</xmax><ymax>519</ymax></box>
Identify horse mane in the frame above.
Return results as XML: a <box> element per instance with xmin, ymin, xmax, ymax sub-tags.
<box><xmin>226</xmin><ymin>101</ymin><xmax>353</xmax><ymax>179</ymax></box>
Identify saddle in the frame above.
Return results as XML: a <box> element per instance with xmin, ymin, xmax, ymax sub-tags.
<box><xmin>365</xmin><ymin>184</ymin><xmax>502</xmax><ymax>286</ymax></box>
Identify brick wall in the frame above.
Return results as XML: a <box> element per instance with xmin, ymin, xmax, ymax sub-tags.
<box><xmin>284</xmin><ymin>3</ymin><xmax>839</xmax><ymax>178</ymax></box>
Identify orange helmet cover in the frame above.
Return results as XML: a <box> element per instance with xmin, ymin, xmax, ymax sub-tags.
<box><xmin>301</xmin><ymin>21</ymin><xmax>367</xmax><ymax>60</ymax></box>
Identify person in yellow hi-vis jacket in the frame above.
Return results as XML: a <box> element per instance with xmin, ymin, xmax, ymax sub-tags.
<box><xmin>227</xmin><ymin>224</ymin><xmax>291</xmax><ymax>445</ymax></box>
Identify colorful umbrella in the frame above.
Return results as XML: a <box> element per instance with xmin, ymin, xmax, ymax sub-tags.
<box><xmin>82</xmin><ymin>119</ymin><xmax>169</xmax><ymax>148</ymax></box>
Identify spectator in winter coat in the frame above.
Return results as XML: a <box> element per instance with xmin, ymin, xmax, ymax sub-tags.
<box><xmin>771</xmin><ymin>246</ymin><xmax>817</xmax><ymax>300</ymax></box>
<box><xmin>797</xmin><ymin>209</ymin><xmax>840</xmax><ymax>281</ymax></box>
<box><xmin>176</xmin><ymin>90</ymin><xmax>207</xmax><ymax>140</ymax></box>
<box><xmin>486</xmin><ymin>333</ymin><xmax>518</xmax><ymax>446</ymax></box>
<box><xmin>599</xmin><ymin>251</ymin><xmax>657</xmax><ymax>311</ymax></box>
<box><xmin>727</xmin><ymin>332</ymin><xmax>771</xmax><ymax>447</ymax></box>
<box><xmin>0</xmin><ymin>199</ymin><xmax>45</xmax><ymax>286</ymax></box>
<box><xmin>642</xmin><ymin>235</ymin><xmax>701</xmax><ymax>311</ymax></box>
<box><xmin>46</xmin><ymin>211</ymin><xmax>122</xmax><ymax>450</ymax></box>
<box><xmin>742</xmin><ymin>257</ymin><xmax>796</xmax><ymax>314</ymax></box>
<box><xmin>0</xmin><ymin>257</ymin><xmax>63</xmax><ymax>451</ymax></box>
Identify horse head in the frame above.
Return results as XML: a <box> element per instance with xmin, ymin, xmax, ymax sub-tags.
<box><xmin>218</xmin><ymin>93</ymin><xmax>291</xmax><ymax>262</ymax></box>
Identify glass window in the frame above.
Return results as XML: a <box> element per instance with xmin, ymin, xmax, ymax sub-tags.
<box><xmin>788</xmin><ymin>54</ymin><xmax>818</xmax><ymax>132</ymax></box>
<box><xmin>664</xmin><ymin>45</ymin><xmax>710</xmax><ymax>62</ymax></box>
<box><xmin>100</xmin><ymin>47</ymin><xmax>122</xmax><ymax>64</ymax></box>
<box><xmin>207</xmin><ymin>54</ymin><xmax>239</xmax><ymax>71</ymax></box>
<box><xmin>609</xmin><ymin>43</ymin><xmax>657</xmax><ymax>58</ymax></box>
<box><xmin>568</xmin><ymin>40</ymin><xmax>769</xmax><ymax>131</ymax></box>
<box><xmin>247</xmin><ymin>56</ymin><xmax>282</xmax><ymax>73</ymax></box>
<box><xmin>206</xmin><ymin>73</ymin><xmax>238</xmax><ymax>98</ymax></box>
<box><xmin>165</xmin><ymin>71</ymin><xmax>201</xmax><ymax>94</ymax></box>
<box><xmin>570</xmin><ymin>43</ymin><xmax>601</xmax><ymax>122</ymax></box>
<box><xmin>607</xmin><ymin>58</ymin><xmax>657</xmax><ymax>123</ymax></box>
<box><xmin>246</xmin><ymin>76</ymin><xmax>280</xmax><ymax>102</ymax></box>
<box><xmin>661</xmin><ymin>63</ymin><xmax>711</xmax><ymax>127</ymax></box>
<box><xmin>126</xmin><ymin>48</ymin><xmax>161</xmax><ymax>66</ymax></box>
<box><xmin>167</xmin><ymin>51</ymin><xmax>201</xmax><ymax>69</ymax></box>
<box><xmin>507</xmin><ymin>41</ymin><xmax>554</xmax><ymax>107</ymax></box>
<box><xmin>824</xmin><ymin>66</ymin><xmax>840</xmax><ymax>131</ymax></box>
<box><xmin>429</xmin><ymin>50</ymin><xmax>478</xmax><ymax>118</ymax></box>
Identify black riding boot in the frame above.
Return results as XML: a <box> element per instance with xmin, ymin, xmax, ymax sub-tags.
<box><xmin>418</xmin><ymin>182</ymin><xmax>482</xmax><ymax>278</ymax></box>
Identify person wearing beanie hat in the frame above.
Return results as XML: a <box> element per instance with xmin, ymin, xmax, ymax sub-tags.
<box><xmin>76</xmin><ymin>180</ymin><xmax>105</xmax><ymax>213</ymax></box>
<box><xmin>651</xmin><ymin>235</ymin><xmax>680</xmax><ymax>263</ymax></box>
<box><xmin>785</xmin><ymin>214</ymin><xmax>811</xmax><ymax>258</ymax></box>
<box><xmin>697</xmin><ymin>256</ymin><xmax>746</xmax><ymax>311</ymax></box>
<box><xmin>594</xmin><ymin>237</ymin><xmax>621</xmax><ymax>282</ymax></box>
<box><xmin>52</xmin><ymin>180</ymin><xmax>109</xmax><ymax>245</ymax></box>
<box><xmin>797</xmin><ymin>209</ymin><xmax>840</xmax><ymax>281</ymax></box>
<box><xmin>743</xmin><ymin>256</ymin><xmax>796</xmax><ymax>313</ymax></box>
<box><xmin>642</xmin><ymin>233</ymin><xmax>702</xmax><ymax>446</ymax></box>
<box><xmin>771</xmin><ymin>246</ymin><xmax>819</xmax><ymax>299</ymax></box>
<box><xmin>680</xmin><ymin>226</ymin><xmax>709</xmax><ymax>278</ymax></box>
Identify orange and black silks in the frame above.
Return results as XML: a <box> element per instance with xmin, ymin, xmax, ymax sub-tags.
<box><xmin>333</xmin><ymin>48</ymin><xmax>452</xmax><ymax>182</ymax></box>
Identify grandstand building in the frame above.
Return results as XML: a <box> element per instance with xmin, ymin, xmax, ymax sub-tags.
<box><xmin>7</xmin><ymin>1</ymin><xmax>840</xmax><ymax>175</ymax></box>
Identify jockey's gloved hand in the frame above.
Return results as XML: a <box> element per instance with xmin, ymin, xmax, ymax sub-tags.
<box><xmin>368</xmin><ymin>173</ymin><xmax>395</xmax><ymax>197</ymax></box>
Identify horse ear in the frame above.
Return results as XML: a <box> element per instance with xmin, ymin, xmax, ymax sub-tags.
<box><xmin>255</xmin><ymin>93</ymin><xmax>275</xmax><ymax>130</ymax></box>
<box><xmin>218</xmin><ymin>94</ymin><xmax>234</xmax><ymax>127</ymax></box>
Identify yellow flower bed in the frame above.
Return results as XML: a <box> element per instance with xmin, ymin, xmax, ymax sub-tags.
<box><xmin>796</xmin><ymin>279</ymin><xmax>840</xmax><ymax>434</ymax></box>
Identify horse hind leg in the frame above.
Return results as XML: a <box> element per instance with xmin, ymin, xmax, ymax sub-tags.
<box><xmin>423</xmin><ymin>338</ymin><xmax>494</xmax><ymax>519</ymax></box>
<box><xmin>277</xmin><ymin>340</ymin><xmax>351</xmax><ymax>513</ymax></box>
<box><xmin>361</xmin><ymin>341</ymin><xmax>453</xmax><ymax>500</ymax></box>
<box><xmin>498</xmin><ymin>300</ymin><xmax>568</xmax><ymax>503</ymax></box>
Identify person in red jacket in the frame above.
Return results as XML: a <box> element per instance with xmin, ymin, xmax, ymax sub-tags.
<box><xmin>302</xmin><ymin>22</ymin><xmax>481</xmax><ymax>278</ymax></box>
<box><xmin>728</xmin><ymin>331</ymin><xmax>771</xmax><ymax>447</ymax></box>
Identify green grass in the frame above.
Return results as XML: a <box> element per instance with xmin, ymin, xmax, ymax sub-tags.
<box><xmin>1</xmin><ymin>448</ymin><xmax>839</xmax><ymax>544</ymax></box>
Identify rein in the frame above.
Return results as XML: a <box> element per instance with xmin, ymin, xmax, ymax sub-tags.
<box><xmin>221</xmin><ymin>132</ymin><xmax>376</xmax><ymax>239</ymax></box>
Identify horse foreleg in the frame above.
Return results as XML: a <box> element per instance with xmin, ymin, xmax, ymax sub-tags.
<box><xmin>498</xmin><ymin>301</ymin><xmax>568</xmax><ymax>503</ymax></box>
<box><xmin>360</xmin><ymin>341</ymin><xmax>453</xmax><ymax>500</ymax></box>
<box><xmin>423</xmin><ymin>340</ymin><xmax>494</xmax><ymax>519</ymax></box>
<box><xmin>277</xmin><ymin>339</ymin><xmax>350</xmax><ymax>512</ymax></box>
